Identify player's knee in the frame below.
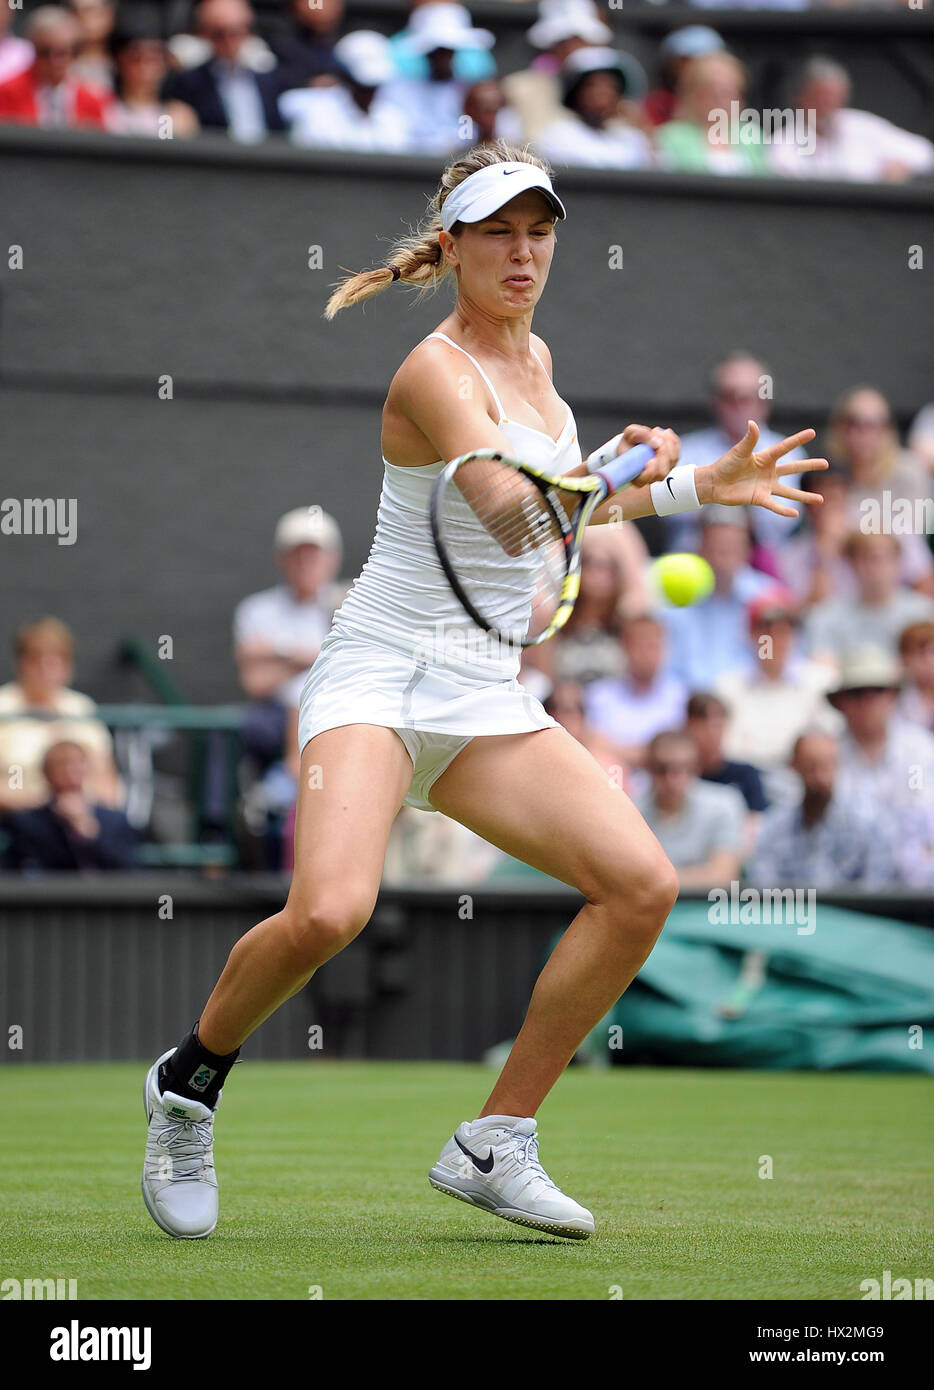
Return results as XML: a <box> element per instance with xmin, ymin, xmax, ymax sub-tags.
<box><xmin>595</xmin><ymin>849</ymin><xmax>678</xmax><ymax>935</ymax></box>
<box><xmin>282</xmin><ymin>896</ymin><xmax>373</xmax><ymax>969</ymax></box>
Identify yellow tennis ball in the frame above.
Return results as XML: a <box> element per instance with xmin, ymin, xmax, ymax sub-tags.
<box><xmin>650</xmin><ymin>553</ymin><xmax>715</xmax><ymax>607</ymax></box>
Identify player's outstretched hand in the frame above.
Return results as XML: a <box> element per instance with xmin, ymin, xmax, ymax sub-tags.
<box><xmin>700</xmin><ymin>421</ymin><xmax>828</xmax><ymax>517</ymax></box>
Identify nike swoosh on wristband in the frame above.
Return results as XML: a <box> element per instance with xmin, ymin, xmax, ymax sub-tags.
<box><xmin>454</xmin><ymin>1134</ymin><xmax>495</xmax><ymax>1173</ymax></box>
<box><xmin>666</xmin><ymin>476</ymin><xmax>676</xmax><ymax>498</ymax></box>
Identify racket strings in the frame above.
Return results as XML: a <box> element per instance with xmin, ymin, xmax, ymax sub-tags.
<box><xmin>444</xmin><ymin>459</ymin><xmax>570</xmax><ymax>641</ymax></box>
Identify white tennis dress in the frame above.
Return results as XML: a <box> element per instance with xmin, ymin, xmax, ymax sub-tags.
<box><xmin>297</xmin><ymin>333</ymin><xmax>583</xmax><ymax>811</ymax></box>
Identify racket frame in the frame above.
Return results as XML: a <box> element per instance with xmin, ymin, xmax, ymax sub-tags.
<box><xmin>429</xmin><ymin>447</ymin><xmax>647</xmax><ymax>647</ymax></box>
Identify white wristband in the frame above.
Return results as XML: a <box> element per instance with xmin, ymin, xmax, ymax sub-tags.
<box><xmin>650</xmin><ymin>465</ymin><xmax>701</xmax><ymax>516</ymax></box>
<box><xmin>586</xmin><ymin>433</ymin><xmax>625</xmax><ymax>474</ymax></box>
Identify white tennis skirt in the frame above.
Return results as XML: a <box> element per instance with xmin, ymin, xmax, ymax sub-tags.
<box><xmin>296</xmin><ymin>628</ymin><xmax>558</xmax><ymax>812</ymax></box>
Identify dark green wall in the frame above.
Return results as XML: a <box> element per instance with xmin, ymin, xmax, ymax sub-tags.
<box><xmin>1</xmin><ymin>130</ymin><xmax>932</xmax><ymax>701</ymax></box>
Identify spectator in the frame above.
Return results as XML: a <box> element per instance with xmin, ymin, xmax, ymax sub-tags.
<box><xmin>544</xmin><ymin>681</ymin><xmax>624</xmax><ymax>781</ymax></box>
<box><xmin>829</xmin><ymin>646</ymin><xmax>934</xmax><ymax>813</ymax></box>
<box><xmin>382</xmin><ymin>3</ymin><xmax>495</xmax><ymax>156</ymax></box>
<box><xmin>659</xmin><ymin>509</ymin><xmax>773</xmax><ymax>689</ymax></box>
<box><xmin>0</xmin><ymin>5</ymin><xmax>110</xmax><ymax>128</ymax></box>
<box><xmin>907</xmin><ymin>403</ymin><xmax>934</xmax><ymax>477</ymax></box>
<box><xmin>266</xmin><ymin>0</ymin><xmax>344</xmax><ymax>88</ymax></box>
<box><xmin>280</xmin><ymin>30</ymin><xmax>410</xmax><ymax>152</ymax></box>
<box><xmin>685</xmin><ymin>691</ymin><xmax>767</xmax><ymax>858</ymax></box>
<box><xmin>234</xmin><ymin>507</ymin><xmax>342</xmax><ymax>769</ymax></box>
<box><xmin>390</xmin><ymin>0</ymin><xmax>496</xmax><ymax>85</ymax></box>
<box><xmin>892</xmin><ymin>798</ymin><xmax>934</xmax><ymax>890</ymax></box>
<box><xmin>584</xmin><ymin>614</ymin><xmax>687</xmax><ymax>767</ymax></box>
<box><xmin>503</xmin><ymin>0</ymin><xmax>612</xmax><ymax>143</ymax></box>
<box><xmin>105</xmin><ymin>26</ymin><xmax>198</xmax><ymax>138</ymax></box>
<box><xmin>162</xmin><ymin>0</ymin><xmax>288</xmax><ymax>142</ymax></box>
<box><xmin>0</xmin><ymin>618</ymin><xmax>120</xmax><ymax>813</ymax></box>
<box><xmin>663</xmin><ymin>351</ymin><xmax>804</xmax><ymax>560</ymax></box>
<box><xmin>637</xmin><ymin>729</ymin><xmax>745</xmax><ymax>890</ymax></box>
<box><xmin>805</xmin><ymin>532</ymin><xmax>934</xmax><ymax>667</ymax></box>
<box><xmin>0</xmin><ymin>4</ymin><xmax>34</xmax><ymax>84</ymax></box>
<box><xmin>656</xmin><ymin>51</ymin><xmax>768</xmax><ymax>176</ymax></box>
<box><xmin>770</xmin><ymin>57</ymin><xmax>934</xmax><ymax>184</ymax></box>
<box><xmin>777</xmin><ymin>466</ymin><xmax>859</xmax><ymax>607</ymax></box>
<box><xmin>2</xmin><ymin>740</ymin><xmax>138</xmax><ymax>872</ymax></box>
<box><xmin>716</xmin><ymin>591</ymin><xmax>839</xmax><ymax>781</ymax></box>
<box><xmin>826</xmin><ymin>387</ymin><xmax>933</xmax><ymax>591</ymax></box>
<box><xmin>749</xmin><ymin>730</ymin><xmax>897</xmax><ymax>891</ymax></box>
<box><xmin>68</xmin><ymin>0</ymin><xmax>114</xmax><ymax>91</ymax></box>
<box><xmin>458</xmin><ymin>78</ymin><xmax>522</xmax><ymax>149</ymax></box>
<box><xmin>644</xmin><ymin>25</ymin><xmax>725</xmax><ymax>128</ymax></box>
<box><xmin>552</xmin><ymin>533</ymin><xmax>627</xmax><ymax>686</ymax></box>
<box><xmin>898</xmin><ymin>620</ymin><xmax>934</xmax><ymax>734</ymax></box>
<box><xmin>536</xmin><ymin>46</ymin><xmax>653</xmax><ymax>170</ymax></box>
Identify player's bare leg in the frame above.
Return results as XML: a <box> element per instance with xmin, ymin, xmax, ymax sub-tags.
<box><xmin>426</xmin><ymin>726</ymin><xmax>677</xmax><ymax>1238</ymax></box>
<box><xmin>142</xmin><ymin>725</ymin><xmax>411</xmax><ymax>1239</ymax></box>
<box><xmin>198</xmin><ymin>726</ymin><xmax>412</xmax><ymax>1053</ymax></box>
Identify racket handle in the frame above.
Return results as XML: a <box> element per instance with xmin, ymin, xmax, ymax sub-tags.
<box><xmin>594</xmin><ymin>443</ymin><xmax>655</xmax><ymax>495</ymax></box>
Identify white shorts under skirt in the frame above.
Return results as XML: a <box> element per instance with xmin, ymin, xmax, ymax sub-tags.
<box><xmin>296</xmin><ymin>630</ymin><xmax>558</xmax><ymax>812</ymax></box>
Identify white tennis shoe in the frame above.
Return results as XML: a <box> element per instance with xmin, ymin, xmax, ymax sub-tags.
<box><xmin>141</xmin><ymin>1047</ymin><xmax>219</xmax><ymax>1239</ymax></box>
<box><xmin>429</xmin><ymin>1115</ymin><xmax>594</xmax><ymax>1239</ymax></box>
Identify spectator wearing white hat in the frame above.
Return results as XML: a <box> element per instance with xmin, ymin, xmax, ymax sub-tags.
<box><xmin>389</xmin><ymin>0</ymin><xmax>495</xmax><ymax>85</ymax></box>
<box><xmin>828</xmin><ymin>645</ymin><xmax>934</xmax><ymax>815</ymax></box>
<box><xmin>279</xmin><ymin>30</ymin><xmax>411</xmax><ymax>152</ymax></box>
<box><xmin>645</xmin><ymin>25</ymin><xmax>724</xmax><ymax>128</ymax></box>
<box><xmin>536</xmin><ymin>46</ymin><xmax>654</xmax><ymax>170</ymax></box>
<box><xmin>502</xmin><ymin>0</ymin><xmax>612</xmax><ymax>143</ymax></box>
<box><xmin>382</xmin><ymin>2</ymin><xmax>495</xmax><ymax>155</ymax></box>
<box><xmin>234</xmin><ymin>506</ymin><xmax>342</xmax><ymax>767</ymax></box>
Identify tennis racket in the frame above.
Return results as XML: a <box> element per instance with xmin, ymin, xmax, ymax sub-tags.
<box><xmin>429</xmin><ymin>442</ymin><xmax>655</xmax><ymax>647</ymax></box>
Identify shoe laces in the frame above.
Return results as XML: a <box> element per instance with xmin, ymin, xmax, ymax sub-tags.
<box><xmin>510</xmin><ymin>1131</ymin><xmax>557</xmax><ymax>1189</ymax></box>
<box><xmin>156</xmin><ymin>1116</ymin><xmax>213</xmax><ymax>1178</ymax></box>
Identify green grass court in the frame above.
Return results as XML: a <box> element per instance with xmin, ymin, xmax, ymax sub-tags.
<box><xmin>2</xmin><ymin>1061</ymin><xmax>931</xmax><ymax>1301</ymax></box>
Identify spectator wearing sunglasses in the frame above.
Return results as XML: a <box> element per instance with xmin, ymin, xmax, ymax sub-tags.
<box><xmin>829</xmin><ymin>646</ymin><xmax>934</xmax><ymax>815</ymax></box>
<box><xmin>637</xmin><ymin>729</ymin><xmax>745</xmax><ymax>890</ymax></box>
<box><xmin>162</xmin><ymin>0</ymin><xmax>288</xmax><ymax>141</ymax></box>
<box><xmin>660</xmin><ymin>353</ymin><xmax>804</xmax><ymax>564</ymax></box>
<box><xmin>0</xmin><ymin>5</ymin><xmax>110</xmax><ymax>128</ymax></box>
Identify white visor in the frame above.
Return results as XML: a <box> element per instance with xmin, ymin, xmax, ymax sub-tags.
<box><xmin>440</xmin><ymin>163</ymin><xmax>567</xmax><ymax>232</ymax></box>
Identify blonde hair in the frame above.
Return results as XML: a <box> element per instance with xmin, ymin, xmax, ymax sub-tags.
<box><xmin>827</xmin><ymin>385</ymin><xmax>900</xmax><ymax>484</ymax></box>
<box><xmin>15</xmin><ymin>616</ymin><xmax>74</xmax><ymax>661</ymax></box>
<box><xmin>324</xmin><ymin>141</ymin><xmax>554</xmax><ymax>320</ymax></box>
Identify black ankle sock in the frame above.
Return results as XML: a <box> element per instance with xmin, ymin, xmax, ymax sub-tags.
<box><xmin>159</xmin><ymin>1021</ymin><xmax>239</xmax><ymax>1109</ymax></box>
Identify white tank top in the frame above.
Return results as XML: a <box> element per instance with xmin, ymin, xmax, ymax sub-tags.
<box><xmin>331</xmin><ymin>332</ymin><xmax>583</xmax><ymax>680</ymax></box>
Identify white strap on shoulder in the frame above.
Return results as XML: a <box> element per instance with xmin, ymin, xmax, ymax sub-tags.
<box><xmin>424</xmin><ymin>332</ymin><xmax>506</xmax><ymax>422</ymax></box>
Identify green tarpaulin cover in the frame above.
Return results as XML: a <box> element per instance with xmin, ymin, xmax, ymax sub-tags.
<box><xmin>600</xmin><ymin>900</ymin><xmax>934</xmax><ymax>1072</ymax></box>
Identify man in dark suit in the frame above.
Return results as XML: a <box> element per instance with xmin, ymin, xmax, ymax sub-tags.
<box><xmin>163</xmin><ymin>0</ymin><xmax>286</xmax><ymax>139</ymax></box>
<box><xmin>3</xmin><ymin>740</ymin><xmax>139</xmax><ymax>872</ymax></box>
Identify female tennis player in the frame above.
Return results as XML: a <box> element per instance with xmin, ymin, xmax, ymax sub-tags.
<box><xmin>142</xmin><ymin>141</ymin><xmax>826</xmax><ymax>1241</ymax></box>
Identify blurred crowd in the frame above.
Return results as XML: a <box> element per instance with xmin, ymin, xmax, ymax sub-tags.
<box><xmin>1</xmin><ymin>0</ymin><xmax>932</xmax><ymax>182</ymax></box>
<box><xmin>3</xmin><ymin>365</ymin><xmax>934</xmax><ymax>894</ymax></box>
